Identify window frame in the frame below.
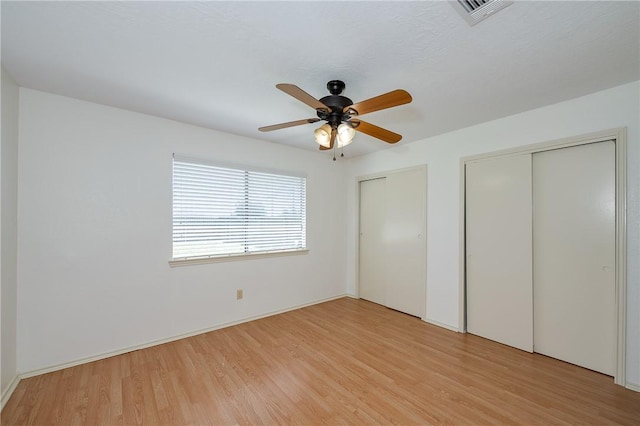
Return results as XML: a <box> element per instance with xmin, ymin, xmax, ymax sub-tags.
<box><xmin>169</xmin><ymin>155</ymin><xmax>308</xmax><ymax>266</ymax></box>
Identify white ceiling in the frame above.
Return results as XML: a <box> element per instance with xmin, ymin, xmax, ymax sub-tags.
<box><xmin>2</xmin><ymin>1</ymin><xmax>639</xmax><ymax>157</ymax></box>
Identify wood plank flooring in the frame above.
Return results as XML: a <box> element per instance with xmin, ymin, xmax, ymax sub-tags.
<box><xmin>2</xmin><ymin>297</ymin><xmax>639</xmax><ymax>425</ymax></box>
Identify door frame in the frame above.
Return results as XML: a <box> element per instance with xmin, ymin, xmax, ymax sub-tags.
<box><xmin>458</xmin><ymin>128</ymin><xmax>627</xmax><ymax>386</ymax></box>
<box><xmin>356</xmin><ymin>165</ymin><xmax>428</xmax><ymax>320</ymax></box>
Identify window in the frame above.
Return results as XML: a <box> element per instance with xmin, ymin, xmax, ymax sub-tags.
<box><xmin>172</xmin><ymin>156</ymin><xmax>307</xmax><ymax>261</ymax></box>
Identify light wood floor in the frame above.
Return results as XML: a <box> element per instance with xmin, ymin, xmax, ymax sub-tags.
<box><xmin>3</xmin><ymin>297</ymin><xmax>639</xmax><ymax>425</ymax></box>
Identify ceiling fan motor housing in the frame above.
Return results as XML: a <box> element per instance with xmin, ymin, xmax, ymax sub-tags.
<box><xmin>318</xmin><ymin>80</ymin><xmax>353</xmax><ymax>127</ymax></box>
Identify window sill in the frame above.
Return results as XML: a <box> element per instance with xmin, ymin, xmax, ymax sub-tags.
<box><xmin>169</xmin><ymin>248</ymin><xmax>309</xmax><ymax>267</ymax></box>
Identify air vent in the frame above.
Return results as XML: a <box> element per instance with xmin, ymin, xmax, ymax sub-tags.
<box><xmin>451</xmin><ymin>0</ymin><xmax>513</xmax><ymax>26</ymax></box>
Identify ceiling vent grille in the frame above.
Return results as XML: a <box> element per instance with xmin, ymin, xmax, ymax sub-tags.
<box><xmin>451</xmin><ymin>0</ymin><xmax>513</xmax><ymax>26</ymax></box>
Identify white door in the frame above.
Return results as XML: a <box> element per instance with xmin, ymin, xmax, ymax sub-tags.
<box><xmin>466</xmin><ymin>154</ymin><xmax>533</xmax><ymax>352</ymax></box>
<box><xmin>384</xmin><ymin>168</ymin><xmax>426</xmax><ymax>317</ymax></box>
<box><xmin>359</xmin><ymin>168</ymin><xmax>426</xmax><ymax>317</ymax></box>
<box><xmin>359</xmin><ymin>178</ymin><xmax>387</xmax><ymax>306</ymax></box>
<box><xmin>533</xmin><ymin>141</ymin><xmax>616</xmax><ymax>375</ymax></box>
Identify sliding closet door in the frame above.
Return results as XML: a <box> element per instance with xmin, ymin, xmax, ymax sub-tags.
<box><xmin>359</xmin><ymin>178</ymin><xmax>387</xmax><ymax>306</ymax></box>
<box><xmin>533</xmin><ymin>141</ymin><xmax>615</xmax><ymax>375</ymax></box>
<box><xmin>384</xmin><ymin>168</ymin><xmax>426</xmax><ymax>318</ymax></box>
<box><xmin>466</xmin><ymin>154</ymin><xmax>533</xmax><ymax>352</ymax></box>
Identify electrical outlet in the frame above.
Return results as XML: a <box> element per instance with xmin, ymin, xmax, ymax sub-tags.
<box><xmin>236</xmin><ymin>289</ymin><xmax>243</xmax><ymax>300</ymax></box>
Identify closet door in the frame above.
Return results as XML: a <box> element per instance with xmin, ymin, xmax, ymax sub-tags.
<box><xmin>533</xmin><ymin>141</ymin><xmax>615</xmax><ymax>375</ymax></box>
<box><xmin>384</xmin><ymin>168</ymin><xmax>426</xmax><ymax>318</ymax></box>
<box><xmin>466</xmin><ymin>154</ymin><xmax>533</xmax><ymax>352</ymax></box>
<box><xmin>359</xmin><ymin>168</ymin><xmax>426</xmax><ymax>317</ymax></box>
<box><xmin>359</xmin><ymin>178</ymin><xmax>387</xmax><ymax>306</ymax></box>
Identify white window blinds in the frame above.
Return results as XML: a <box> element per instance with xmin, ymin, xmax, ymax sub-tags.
<box><xmin>172</xmin><ymin>157</ymin><xmax>307</xmax><ymax>260</ymax></box>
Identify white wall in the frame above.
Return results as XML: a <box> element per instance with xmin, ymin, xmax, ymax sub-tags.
<box><xmin>1</xmin><ymin>67</ymin><xmax>20</xmax><ymax>398</ymax></box>
<box><xmin>17</xmin><ymin>89</ymin><xmax>347</xmax><ymax>373</ymax></box>
<box><xmin>345</xmin><ymin>81</ymin><xmax>640</xmax><ymax>387</ymax></box>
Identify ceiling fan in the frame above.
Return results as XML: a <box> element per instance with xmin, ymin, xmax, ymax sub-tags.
<box><xmin>259</xmin><ymin>80</ymin><xmax>412</xmax><ymax>159</ymax></box>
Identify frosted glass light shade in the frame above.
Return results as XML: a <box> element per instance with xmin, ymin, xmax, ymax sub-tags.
<box><xmin>314</xmin><ymin>124</ymin><xmax>332</xmax><ymax>147</ymax></box>
<box><xmin>337</xmin><ymin>123</ymin><xmax>355</xmax><ymax>147</ymax></box>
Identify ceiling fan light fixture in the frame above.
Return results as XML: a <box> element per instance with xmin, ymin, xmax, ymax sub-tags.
<box><xmin>314</xmin><ymin>123</ymin><xmax>332</xmax><ymax>147</ymax></box>
<box><xmin>337</xmin><ymin>123</ymin><xmax>356</xmax><ymax>147</ymax></box>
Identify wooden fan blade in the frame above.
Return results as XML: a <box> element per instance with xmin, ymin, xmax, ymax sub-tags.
<box><xmin>259</xmin><ymin>118</ymin><xmax>320</xmax><ymax>132</ymax></box>
<box><xmin>350</xmin><ymin>119</ymin><xmax>402</xmax><ymax>144</ymax></box>
<box><xmin>319</xmin><ymin>128</ymin><xmax>336</xmax><ymax>150</ymax></box>
<box><xmin>276</xmin><ymin>83</ymin><xmax>330</xmax><ymax>111</ymax></box>
<box><xmin>344</xmin><ymin>89</ymin><xmax>412</xmax><ymax>116</ymax></box>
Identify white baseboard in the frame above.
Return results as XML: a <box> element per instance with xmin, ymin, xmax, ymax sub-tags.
<box><xmin>626</xmin><ymin>381</ymin><xmax>640</xmax><ymax>392</ymax></box>
<box><xmin>422</xmin><ymin>317</ymin><xmax>460</xmax><ymax>332</ymax></box>
<box><xmin>1</xmin><ymin>375</ymin><xmax>20</xmax><ymax>410</ymax></box>
<box><xmin>352</xmin><ymin>296</ymin><xmax>459</xmax><ymax>333</ymax></box>
<box><xmin>19</xmin><ymin>293</ymin><xmax>348</xmax><ymax>380</ymax></box>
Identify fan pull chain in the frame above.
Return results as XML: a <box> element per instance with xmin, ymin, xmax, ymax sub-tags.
<box><xmin>333</xmin><ymin>137</ymin><xmax>337</xmax><ymax>161</ymax></box>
